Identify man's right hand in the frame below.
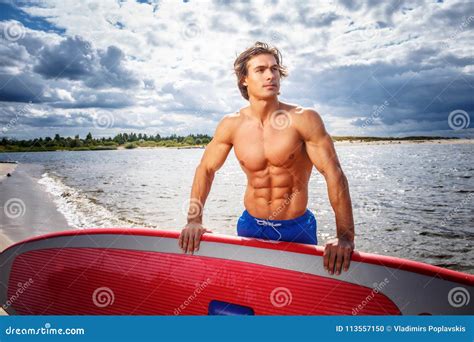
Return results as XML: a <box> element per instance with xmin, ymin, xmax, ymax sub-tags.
<box><xmin>178</xmin><ymin>222</ymin><xmax>212</xmax><ymax>254</ymax></box>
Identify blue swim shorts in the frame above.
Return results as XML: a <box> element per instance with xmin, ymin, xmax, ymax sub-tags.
<box><xmin>237</xmin><ymin>209</ymin><xmax>317</xmax><ymax>245</ymax></box>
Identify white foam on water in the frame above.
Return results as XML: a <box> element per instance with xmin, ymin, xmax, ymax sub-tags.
<box><xmin>38</xmin><ymin>172</ymin><xmax>134</xmax><ymax>229</ymax></box>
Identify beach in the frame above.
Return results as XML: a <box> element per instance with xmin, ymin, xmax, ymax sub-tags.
<box><xmin>0</xmin><ymin>163</ymin><xmax>17</xmax><ymax>252</ymax></box>
<box><xmin>0</xmin><ymin>162</ymin><xmax>71</xmax><ymax>248</ymax></box>
<box><xmin>0</xmin><ymin>163</ymin><xmax>16</xmax><ymax>315</ymax></box>
<box><xmin>0</xmin><ymin>162</ymin><xmax>73</xmax><ymax>315</ymax></box>
<box><xmin>0</xmin><ymin>162</ymin><xmax>16</xmax><ymax>181</ymax></box>
<box><xmin>0</xmin><ymin>226</ymin><xmax>9</xmax><ymax>315</ymax></box>
<box><xmin>0</xmin><ymin>231</ymin><xmax>9</xmax><ymax>315</ymax></box>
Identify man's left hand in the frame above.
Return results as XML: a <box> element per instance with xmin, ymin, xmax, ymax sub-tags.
<box><xmin>323</xmin><ymin>238</ymin><xmax>355</xmax><ymax>275</ymax></box>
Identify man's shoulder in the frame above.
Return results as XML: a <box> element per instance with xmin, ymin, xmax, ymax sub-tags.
<box><xmin>222</xmin><ymin>111</ymin><xmax>242</xmax><ymax>120</ymax></box>
<box><xmin>212</xmin><ymin>110</ymin><xmax>244</xmax><ymax>142</ymax></box>
<box><xmin>220</xmin><ymin>108</ymin><xmax>247</xmax><ymax>127</ymax></box>
<box><xmin>225</xmin><ymin>106</ymin><xmax>252</xmax><ymax>118</ymax></box>
<box><xmin>219</xmin><ymin>110</ymin><xmax>239</xmax><ymax>125</ymax></box>
<box><xmin>277</xmin><ymin>102</ymin><xmax>320</xmax><ymax>118</ymax></box>
<box><xmin>287</xmin><ymin>105</ymin><xmax>326</xmax><ymax>139</ymax></box>
<box><xmin>285</xmin><ymin>105</ymin><xmax>323</xmax><ymax>124</ymax></box>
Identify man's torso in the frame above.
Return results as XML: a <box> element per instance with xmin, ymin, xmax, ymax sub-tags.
<box><xmin>228</xmin><ymin>103</ymin><xmax>314</xmax><ymax>220</ymax></box>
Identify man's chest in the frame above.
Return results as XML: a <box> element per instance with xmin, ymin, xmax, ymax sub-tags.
<box><xmin>232</xmin><ymin>122</ymin><xmax>305</xmax><ymax>171</ymax></box>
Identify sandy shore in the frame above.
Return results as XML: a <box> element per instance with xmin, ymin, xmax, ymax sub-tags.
<box><xmin>0</xmin><ymin>163</ymin><xmax>71</xmax><ymax>246</ymax></box>
<box><xmin>1</xmin><ymin>164</ymin><xmax>15</xmax><ymax>315</ymax></box>
<box><xmin>0</xmin><ymin>172</ymin><xmax>13</xmax><ymax>315</ymax></box>
<box><xmin>0</xmin><ymin>231</ymin><xmax>10</xmax><ymax>315</ymax></box>
<box><xmin>0</xmin><ymin>163</ymin><xmax>17</xmax><ymax>255</ymax></box>
<box><xmin>0</xmin><ymin>163</ymin><xmax>17</xmax><ymax>252</ymax></box>
<box><xmin>0</xmin><ymin>228</ymin><xmax>9</xmax><ymax>316</ymax></box>
<box><xmin>0</xmin><ymin>162</ymin><xmax>17</xmax><ymax>182</ymax></box>
<box><xmin>0</xmin><ymin>162</ymin><xmax>73</xmax><ymax>315</ymax></box>
<box><xmin>0</xmin><ymin>233</ymin><xmax>13</xmax><ymax>254</ymax></box>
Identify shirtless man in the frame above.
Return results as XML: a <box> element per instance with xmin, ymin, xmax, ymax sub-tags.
<box><xmin>179</xmin><ymin>42</ymin><xmax>355</xmax><ymax>276</ymax></box>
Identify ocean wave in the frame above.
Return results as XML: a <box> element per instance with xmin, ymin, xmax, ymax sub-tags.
<box><xmin>38</xmin><ymin>172</ymin><xmax>139</xmax><ymax>229</ymax></box>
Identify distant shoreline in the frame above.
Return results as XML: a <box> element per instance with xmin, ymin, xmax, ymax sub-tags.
<box><xmin>0</xmin><ymin>137</ymin><xmax>471</xmax><ymax>153</ymax></box>
<box><xmin>111</xmin><ymin>138</ymin><xmax>474</xmax><ymax>149</ymax></box>
<box><xmin>333</xmin><ymin>138</ymin><xmax>473</xmax><ymax>146</ymax></box>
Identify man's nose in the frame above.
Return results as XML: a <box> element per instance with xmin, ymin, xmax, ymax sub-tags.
<box><xmin>264</xmin><ymin>69</ymin><xmax>274</xmax><ymax>80</ymax></box>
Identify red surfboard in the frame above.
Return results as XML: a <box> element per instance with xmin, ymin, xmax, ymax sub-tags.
<box><xmin>1</xmin><ymin>228</ymin><xmax>472</xmax><ymax>315</ymax></box>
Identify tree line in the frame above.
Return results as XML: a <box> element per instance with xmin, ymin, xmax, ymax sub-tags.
<box><xmin>0</xmin><ymin>132</ymin><xmax>213</xmax><ymax>152</ymax></box>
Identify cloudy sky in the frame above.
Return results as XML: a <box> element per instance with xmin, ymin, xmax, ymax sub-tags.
<box><xmin>0</xmin><ymin>0</ymin><xmax>472</xmax><ymax>139</ymax></box>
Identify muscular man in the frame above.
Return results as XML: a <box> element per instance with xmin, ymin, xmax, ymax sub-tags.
<box><xmin>179</xmin><ymin>42</ymin><xmax>355</xmax><ymax>275</ymax></box>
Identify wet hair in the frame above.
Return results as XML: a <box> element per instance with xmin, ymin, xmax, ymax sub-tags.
<box><xmin>233</xmin><ymin>41</ymin><xmax>288</xmax><ymax>100</ymax></box>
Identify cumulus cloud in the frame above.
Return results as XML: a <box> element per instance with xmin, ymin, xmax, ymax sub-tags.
<box><xmin>33</xmin><ymin>36</ymin><xmax>139</xmax><ymax>88</ymax></box>
<box><xmin>0</xmin><ymin>0</ymin><xmax>472</xmax><ymax>139</ymax></box>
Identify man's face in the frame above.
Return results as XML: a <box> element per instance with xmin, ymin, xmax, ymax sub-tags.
<box><xmin>243</xmin><ymin>54</ymin><xmax>281</xmax><ymax>100</ymax></box>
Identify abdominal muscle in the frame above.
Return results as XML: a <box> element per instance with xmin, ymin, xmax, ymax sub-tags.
<box><xmin>243</xmin><ymin>165</ymin><xmax>310</xmax><ymax>220</ymax></box>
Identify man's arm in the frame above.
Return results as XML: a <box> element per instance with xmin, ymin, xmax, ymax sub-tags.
<box><xmin>296</xmin><ymin>109</ymin><xmax>355</xmax><ymax>275</ymax></box>
<box><xmin>179</xmin><ymin>116</ymin><xmax>234</xmax><ymax>254</ymax></box>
